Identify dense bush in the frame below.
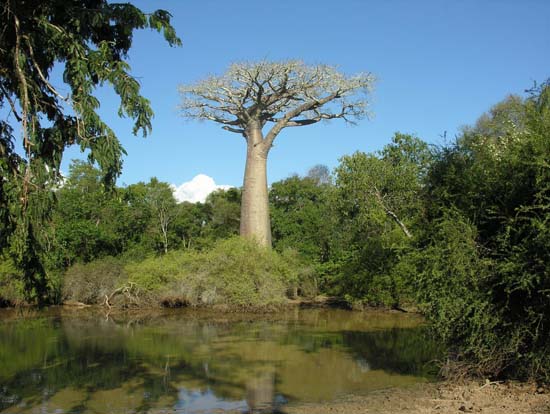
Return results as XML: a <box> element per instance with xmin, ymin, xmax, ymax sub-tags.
<box><xmin>0</xmin><ymin>255</ymin><xmax>62</xmax><ymax>306</ymax></box>
<box><xmin>414</xmin><ymin>84</ymin><xmax>550</xmax><ymax>381</ymax></box>
<box><xmin>124</xmin><ymin>237</ymin><xmax>314</xmax><ymax>308</ymax></box>
<box><xmin>62</xmin><ymin>257</ymin><xmax>127</xmax><ymax>304</ymax></box>
<box><xmin>409</xmin><ymin>211</ymin><xmax>503</xmax><ymax>376</ymax></box>
<box><xmin>319</xmin><ymin>134</ymin><xmax>430</xmax><ymax>309</ymax></box>
<box><xmin>0</xmin><ymin>257</ymin><xmax>25</xmax><ymax>306</ymax></box>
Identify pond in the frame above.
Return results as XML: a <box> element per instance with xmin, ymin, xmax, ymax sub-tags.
<box><xmin>0</xmin><ymin>307</ymin><xmax>443</xmax><ymax>413</ymax></box>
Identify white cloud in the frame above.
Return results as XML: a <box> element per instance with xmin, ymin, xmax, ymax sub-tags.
<box><xmin>172</xmin><ymin>174</ymin><xmax>233</xmax><ymax>203</ymax></box>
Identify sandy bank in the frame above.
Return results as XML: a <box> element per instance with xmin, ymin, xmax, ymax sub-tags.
<box><xmin>282</xmin><ymin>381</ymin><xmax>549</xmax><ymax>414</ymax></box>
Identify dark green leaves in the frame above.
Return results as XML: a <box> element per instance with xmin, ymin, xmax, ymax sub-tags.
<box><xmin>0</xmin><ymin>0</ymin><xmax>180</xmax><ymax>301</ymax></box>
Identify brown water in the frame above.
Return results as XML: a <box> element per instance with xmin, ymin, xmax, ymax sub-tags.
<box><xmin>0</xmin><ymin>307</ymin><xmax>442</xmax><ymax>413</ymax></box>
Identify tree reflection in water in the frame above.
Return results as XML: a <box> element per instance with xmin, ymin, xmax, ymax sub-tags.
<box><xmin>0</xmin><ymin>308</ymin><xmax>443</xmax><ymax>413</ymax></box>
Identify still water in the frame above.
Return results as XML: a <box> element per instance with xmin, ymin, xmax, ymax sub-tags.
<box><xmin>0</xmin><ymin>308</ymin><xmax>442</xmax><ymax>413</ymax></box>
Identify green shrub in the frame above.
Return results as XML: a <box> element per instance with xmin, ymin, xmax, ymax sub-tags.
<box><xmin>279</xmin><ymin>248</ymin><xmax>317</xmax><ymax>298</ymax></box>
<box><xmin>410</xmin><ymin>209</ymin><xmax>550</xmax><ymax>380</ymax></box>
<box><xmin>0</xmin><ymin>256</ymin><xmax>25</xmax><ymax>306</ymax></box>
<box><xmin>411</xmin><ymin>212</ymin><xmax>501</xmax><ymax>371</ymax></box>
<box><xmin>125</xmin><ymin>250</ymin><xmax>187</xmax><ymax>291</ymax></box>
<box><xmin>0</xmin><ymin>255</ymin><xmax>64</xmax><ymax>306</ymax></box>
<box><xmin>62</xmin><ymin>256</ymin><xmax>127</xmax><ymax>304</ymax></box>
<box><xmin>125</xmin><ymin>237</ymin><xmax>313</xmax><ymax>308</ymax></box>
<box><xmin>413</xmin><ymin>84</ymin><xmax>550</xmax><ymax>382</ymax></box>
<box><xmin>318</xmin><ymin>243</ymin><xmax>412</xmax><ymax>309</ymax></box>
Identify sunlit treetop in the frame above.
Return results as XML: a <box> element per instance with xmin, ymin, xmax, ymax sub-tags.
<box><xmin>179</xmin><ymin>60</ymin><xmax>375</xmax><ymax>144</ymax></box>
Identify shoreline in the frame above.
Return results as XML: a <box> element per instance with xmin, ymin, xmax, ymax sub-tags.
<box><xmin>282</xmin><ymin>381</ymin><xmax>550</xmax><ymax>414</ymax></box>
<box><xmin>0</xmin><ymin>294</ymin><xmax>419</xmax><ymax>314</ymax></box>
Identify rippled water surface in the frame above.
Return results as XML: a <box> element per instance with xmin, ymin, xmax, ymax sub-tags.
<box><xmin>0</xmin><ymin>308</ymin><xmax>442</xmax><ymax>413</ymax></box>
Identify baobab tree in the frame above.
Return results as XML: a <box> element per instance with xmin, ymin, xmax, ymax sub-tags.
<box><xmin>179</xmin><ymin>61</ymin><xmax>374</xmax><ymax>247</ymax></box>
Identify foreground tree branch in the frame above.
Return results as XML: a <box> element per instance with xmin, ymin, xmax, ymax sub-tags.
<box><xmin>179</xmin><ymin>60</ymin><xmax>374</xmax><ymax>246</ymax></box>
<box><xmin>0</xmin><ymin>0</ymin><xmax>181</xmax><ymax>303</ymax></box>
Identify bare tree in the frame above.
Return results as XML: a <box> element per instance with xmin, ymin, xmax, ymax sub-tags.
<box><xmin>307</xmin><ymin>164</ymin><xmax>332</xmax><ymax>185</ymax></box>
<box><xmin>179</xmin><ymin>60</ymin><xmax>374</xmax><ymax>247</ymax></box>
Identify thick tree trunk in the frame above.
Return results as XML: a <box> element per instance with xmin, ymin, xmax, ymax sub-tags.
<box><xmin>240</xmin><ymin>123</ymin><xmax>272</xmax><ymax>247</ymax></box>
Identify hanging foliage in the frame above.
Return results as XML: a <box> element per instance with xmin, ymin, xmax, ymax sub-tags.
<box><xmin>0</xmin><ymin>0</ymin><xmax>181</xmax><ymax>302</ymax></box>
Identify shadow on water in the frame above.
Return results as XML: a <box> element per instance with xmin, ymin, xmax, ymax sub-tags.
<box><xmin>342</xmin><ymin>328</ymin><xmax>443</xmax><ymax>377</ymax></box>
<box><xmin>0</xmin><ymin>308</ymin><xmax>444</xmax><ymax>413</ymax></box>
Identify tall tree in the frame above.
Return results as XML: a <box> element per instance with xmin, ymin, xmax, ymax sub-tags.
<box><xmin>145</xmin><ymin>179</ymin><xmax>178</xmax><ymax>254</ymax></box>
<box><xmin>329</xmin><ymin>134</ymin><xmax>431</xmax><ymax>306</ymax></box>
<box><xmin>126</xmin><ymin>179</ymin><xmax>178</xmax><ymax>254</ymax></box>
<box><xmin>179</xmin><ymin>61</ymin><xmax>374</xmax><ymax>246</ymax></box>
<box><xmin>336</xmin><ymin>134</ymin><xmax>430</xmax><ymax>241</ymax></box>
<box><xmin>270</xmin><ymin>173</ymin><xmax>333</xmax><ymax>262</ymax></box>
<box><xmin>52</xmin><ymin>161</ymin><xmax>126</xmax><ymax>266</ymax></box>
<box><xmin>0</xmin><ymin>0</ymin><xmax>180</xmax><ymax>300</ymax></box>
<box><xmin>202</xmin><ymin>188</ymin><xmax>241</xmax><ymax>241</ymax></box>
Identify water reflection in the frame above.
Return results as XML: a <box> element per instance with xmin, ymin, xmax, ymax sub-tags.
<box><xmin>175</xmin><ymin>389</ymin><xmax>247</xmax><ymax>413</ymax></box>
<box><xmin>0</xmin><ymin>308</ymin><xmax>442</xmax><ymax>413</ymax></box>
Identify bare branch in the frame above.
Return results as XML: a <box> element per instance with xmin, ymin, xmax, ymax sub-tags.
<box><xmin>263</xmin><ymin>91</ymin><xmax>340</xmax><ymax>148</ymax></box>
<box><xmin>0</xmin><ymin>85</ymin><xmax>22</xmax><ymax>121</ymax></box>
<box><xmin>373</xmin><ymin>186</ymin><xmax>413</xmax><ymax>238</ymax></box>
<box><xmin>203</xmin><ymin>113</ymin><xmax>241</xmax><ymax>126</ymax></box>
<box><xmin>268</xmin><ymin>103</ymin><xmax>358</xmax><ymax>127</ymax></box>
<box><xmin>222</xmin><ymin>126</ymin><xmax>245</xmax><ymax>134</ymax></box>
<box><xmin>13</xmin><ymin>14</ymin><xmax>30</xmax><ymax>154</ymax></box>
<box><xmin>25</xmin><ymin>37</ymin><xmax>69</xmax><ymax>102</ymax></box>
<box><xmin>283</xmin><ymin>119</ymin><xmax>319</xmax><ymax>127</ymax></box>
<box><xmin>178</xmin><ymin>60</ymin><xmax>375</xmax><ymax>146</ymax></box>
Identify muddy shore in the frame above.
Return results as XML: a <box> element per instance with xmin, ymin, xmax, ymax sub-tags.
<box><xmin>282</xmin><ymin>381</ymin><xmax>550</xmax><ymax>414</ymax></box>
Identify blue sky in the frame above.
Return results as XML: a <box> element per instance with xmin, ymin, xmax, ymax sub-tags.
<box><xmin>61</xmin><ymin>0</ymin><xmax>550</xmax><ymax>193</ymax></box>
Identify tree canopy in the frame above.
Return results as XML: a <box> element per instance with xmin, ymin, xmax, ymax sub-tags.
<box><xmin>179</xmin><ymin>60</ymin><xmax>374</xmax><ymax>146</ymax></box>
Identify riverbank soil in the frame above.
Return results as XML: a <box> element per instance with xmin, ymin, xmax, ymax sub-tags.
<box><xmin>282</xmin><ymin>381</ymin><xmax>550</xmax><ymax>414</ymax></box>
